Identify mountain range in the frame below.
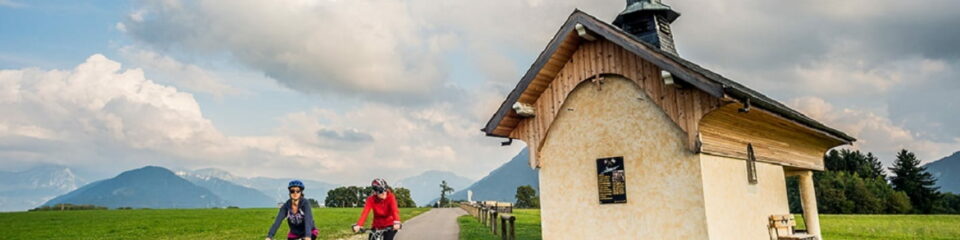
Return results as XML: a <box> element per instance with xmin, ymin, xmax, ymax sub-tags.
<box><xmin>396</xmin><ymin>170</ymin><xmax>472</xmax><ymax>206</ymax></box>
<box><xmin>44</xmin><ymin>166</ymin><xmax>227</xmax><ymax>209</ymax></box>
<box><xmin>176</xmin><ymin>172</ymin><xmax>275</xmax><ymax>208</ymax></box>
<box><xmin>174</xmin><ymin>168</ymin><xmax>336</xmax><ymax>204</ymax></box>
<box><xmin>0</xmin><ymin>165</ymin><xmax>85</xmax><ymax>211</ymax></box>
<box><xmin>32</xmin><ymin>166</ymin><xmax>339</xmax><ymax>210</ymax></box>
<box><xmin>441</xmin><ymin>148</ymin><xmax>539</xmax><ymax>203</ymax></box>
<box><xmin>925</xmin><ymin>151</ymin><xmax>960</xmax><ymax>194</ymax></box>
<box><xmin>5</xmin><ymin>148</ymin><xmax>538</xmax><ymax>211</ymax></box>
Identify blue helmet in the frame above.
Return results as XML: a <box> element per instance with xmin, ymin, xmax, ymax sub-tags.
<box><xmin>288</xmin><ymin>180</ymin><xmax>305</xmax><ymax>190</ymax></box>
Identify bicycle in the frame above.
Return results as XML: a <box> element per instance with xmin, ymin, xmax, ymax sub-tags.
<box><xmin>354</xmin><ymin>226</ymin><xmax>396</xmax><ymax>240</ymax></box>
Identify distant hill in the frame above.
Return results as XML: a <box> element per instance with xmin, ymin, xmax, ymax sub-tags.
<box><xmin>177</xmin><ymin>168</ymin><xmax>336</xmax><ymax>204</ymax></box>
<box><xmin>44</xmin><ymin>166</ymin><xmax>226</xmax><ymax>209</ymax></box>
<box><xmin>0</xmin><ymin>165</ymin><xmax>84</xmax><ymax>211</ymax></box>
<box><xmin>926</xmin><ymin>151</ymin><xmax>960</xmax><ymax>194</ymax></box>
<box><xmin>176</xmin><ymin>173</ymin><xmax>275</xmax><ymax>208</ymax></box>
<box><xmin>240</xmin><ymin>178</ymin><xmax>336</xmax><ymax>204</ymax></box>
<box><xmin>396</xmin><ymin>170</ymin><xmax>472</xmax><ymax>206</ymax></box>
<box><xmin>441</xmin><ymin>148</ymin><xmax>538</xmax><ymax>203</ymax></box>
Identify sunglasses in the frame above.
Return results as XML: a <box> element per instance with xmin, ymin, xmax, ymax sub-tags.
<box><xmin>289</xmin><ymin>189</ymin><xmax>302</xmax><ymax>194</ymax></box>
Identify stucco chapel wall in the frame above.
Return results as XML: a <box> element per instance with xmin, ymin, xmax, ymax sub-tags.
<box><xmin>700</xmin><ymin>154</ymin><xmax>791</xmax><ymax>239</ymax></box>
<box><xmin>537</xmin><ymin>76</ymin><xmax>709</xmax><ymax>240</ymax></box>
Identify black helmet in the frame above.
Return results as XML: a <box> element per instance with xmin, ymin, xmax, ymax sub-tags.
<box><xmin>371</xmin><ymin>178</ymin><xmax>388</xmax><ymax>193</ymax></box>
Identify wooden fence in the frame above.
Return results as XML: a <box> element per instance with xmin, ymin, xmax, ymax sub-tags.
<box><xmin>461</xmin><ymin>202</ymin><xmax>517</xmax><ymax>240</ymax></box>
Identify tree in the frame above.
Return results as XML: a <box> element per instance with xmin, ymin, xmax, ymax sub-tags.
<box><xmin>933</xmin><ymin>192</ymin><xmax>960</xmax><ymax>214</ymax></box>
<box><xmin>824</xmin><ymin>149</ymin><xmax>843</xmax><ymax>172</ymax></box>
<box><xmin>863</xmin><ymin>176</ymin><xmax>911</xmax><ymax>214</ymax></box>
<box><xmin>889</xmin><ymin>149</ymin><xmax>941</xmax><ymax>213</ymax></box>
<box><xmin>439</xmin><ymin>180</ymin><xmax>454</xmax><ymax>208</ymax></box>
<box><xmin>864</xmin><ymin>152</ymin><xmax>886</xmax><ymax>180</ymax></box>
<box><xmin>349</xmin><ymin>186</ymin><xmax>374</xmax><ymax>207</ymax></box>
<box><xmin>810</xmin><ymin>169</ymin><xmax>911</xmax><ymax>214</ymax></box>
<box><xmin>307</xmin><ymin>198</ymin><xmax>320</xmax><ymax>208</ymax></box>
<box><xmin>848</xmin><ymin>174</ymin><xmax>882</xmax><ymax>214</ymax></box>
<box><xmin>885</xmin><ymin>190</ymin><xmax>913</xmax><ymax>214</ymax></box>
<box><xmin>515</xmin><ymin>185</ymin><xmax>540</xmax><ymax>208</ymax></box>
<box><xmin>824</xmin><ymin>149</ymin><xmax>885</xmax><ymax>179</ymax></box>
<box><xmin>814</xmin><ymin>171</ymin><xmax>854</xmax><ymax>214</ymax></box>
<box><xmin>325</xmin><ymin>186</ymin><xmax>374</xmax><ymax>207</ymax></box>
<box><xmin>325</xmin><ymin>187</ymin><xmax>352</xmax><ymax>207</ymax></box>
<box><xmin>393</xmin><ymin>187</ymin><xmax>417</xmax><ymax>208</ymax></box>
<box><xmin>804</xmin><ymin>149</ymin><xmax>910</xmax><ymax>214</ymax></box>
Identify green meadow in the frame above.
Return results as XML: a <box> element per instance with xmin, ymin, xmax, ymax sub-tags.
<box><xmin>0</xmin><ymin>207</ymin><xmax>428</xmax><ymax>240</ymax></box>
<box><xmin>796</xmin><ymin>214</ymin><xmax>960</xmax><ymax>240</ymax></box>
<box><xmin>457</xmin><ymin>209</ymin><xmax>960</xmax><ymax>240</ymax></box>
<box><xmin>458</xmin><ymin>209</ymin><xmax>540</xmax><ymax>240</ymax></box>
<box><xmin>4</xmin><ymin>208</ymin><xmax>959</xmax><ymax>240</ymax></box>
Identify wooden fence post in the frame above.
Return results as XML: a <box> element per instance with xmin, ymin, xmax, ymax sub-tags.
<box><xmin>500</xmin><ymin>217</ymin><xmax>507</xmax><ymax>240</ymax></box>
<box><xmin>497</xmin><ymin>214</ymin><xmax>516</xmax><ymax>240</ymax></box>
<box><xmin>480</xmin><ymin>204</ymin><xmax>486</xmax><ymax>224</ymax></box>
<box><xmin>491</xmin><ymin>210</ymin><xmax>498</xmax><ymax>235</ymax></box>
<box><xmin>509</xmin><ymin>215</ymin><xmax>516</xmax><ymax>240</ymax></box>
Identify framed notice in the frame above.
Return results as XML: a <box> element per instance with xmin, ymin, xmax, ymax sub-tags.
<box><xmin>597</xmin><ymin>156</ymin><xmax>627</xmax><ymax>204</ymax></box>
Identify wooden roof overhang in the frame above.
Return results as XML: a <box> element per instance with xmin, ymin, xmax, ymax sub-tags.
<box><xmin>482</xmin><ymin>10</ymin><xmax>856</xmax><ymax>170</ymax></box>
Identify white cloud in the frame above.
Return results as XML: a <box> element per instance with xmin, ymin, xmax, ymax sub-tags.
<box><xmin>789</xmin><ymin>96</ymin><xmax>960</xmax><ymax>165</ymax></box>
<box><xmin>0</xmin><ymin>54</ymin><xmax>230</xmax><ymax>160</ymax></box>
<box><xmin>0</xmin><ymin>54</ymin><xmax>523</xmax><ymax>184</ymax></box>
<box><xmin>119</xmin><ymin>46</ymin><xmax>240</xmax><ymax>97</ymax></box>
<box><xmin>115</xmin><ymin>22</ymin><xmax>126</xmax><ymax>33</ymax></box>
<box><xmin>120</xmin><ymin>0</ymin><xmax>625</xmax><ymax>102</ymax></box>
<box><xmin>790</xmin><ymin>45</ymin><xmax>950</xmax><ymax>96</ymax></box>
<box><xmin>0</xmin><ymin>0</ymin><xmax>24</xmax><ymax>8</ymax></box>
<box><xmin>122</xmin><ymin>0</ymin><xmax>447</xmax><ymax>100</ymax></box>
<box><xmin>248</xmin><ymin>102</ymin><xmax>523</xmax><ymax>182</ymax></box>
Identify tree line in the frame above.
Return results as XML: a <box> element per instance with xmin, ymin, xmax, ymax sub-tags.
<box><xmin>324</xmin><ymin>186</ymin><xmax>416</xmax><ymax>208</ymax></box>
<box><xmin>29</xmin><ymin>203</ymin><xmax>107</xmax><ymax>211</ymax></box>
<box><xmin>788</xmin><ymin>149</ymin><xmax>960</xmax><ymax>214</ymax></box>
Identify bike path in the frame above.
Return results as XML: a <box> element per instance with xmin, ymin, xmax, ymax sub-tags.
<box><xmin>396</xmin><ymin>208</ymin><xmax>467</xmax><ymax>240</ymax></box>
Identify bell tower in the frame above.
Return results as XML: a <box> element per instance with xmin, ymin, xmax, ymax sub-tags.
<box><xmin>612</xmin><ymin>0</ymin><xmax>681</xmax><ymax>55</ymax></box>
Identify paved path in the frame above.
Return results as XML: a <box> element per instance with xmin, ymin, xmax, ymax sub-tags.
<box><xmin>396</xmin><ymin>208</ymin><xmax>467</xmax><ymax>240</ymax></box>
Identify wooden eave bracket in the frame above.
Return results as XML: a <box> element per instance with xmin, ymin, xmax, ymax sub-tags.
<box><xmin>661</xmin><ymin>70</ymin><xmax>683</xmax><ymax>88</ymax></box>
<box><xmin>575</xmin><ymin>23</ymin><xmax>597</xmax><ymax>41</ymax></box>
<box><xmin>738</xmin><ymin>98</ymin><xmax>751</xmax><ymax>113</ymax></box>
<box><xmin>512</xmin><ymin>102</ymin><xmax>536</xmax><ymax>118</ymax></box>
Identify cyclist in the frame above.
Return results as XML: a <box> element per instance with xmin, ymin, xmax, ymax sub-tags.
<box><xmin>266</xmin><ymin>180</ymin><xmax>318</xmax><ymax>240</ymax></box>
<box><xmin>352</xmin><ymin>178</ymin><xmax>401</xmax><ymax>240</ymax></box>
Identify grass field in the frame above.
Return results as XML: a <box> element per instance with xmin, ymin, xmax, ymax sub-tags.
<box><xmin>4</xmin><ymin>208</ymin><xmax>958</xmax><ymax>239</ymax></box>
<box><xmin>796</xmin><ymin>214</ymin><xmax>960</xmax><ymax>240</ymax></box>
<box><xmin>458</xmin><ymin>209</ymin><xmax>540</xmax><ymax>240</ymax></box>
<box><xmin>458</xmin><ymin>209</ymin><xmax>960</xmax><ymax>240</ymax></box>
<box><xmin>0</xmin><ymin>207</ymin><xmax>428</xmax><ymax>240</ymax></box>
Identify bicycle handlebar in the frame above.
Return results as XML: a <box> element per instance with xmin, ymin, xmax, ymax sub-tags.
<box><xmin>354</xmin><ymin>226</ymin><xmax>395</xmax><ymax>234</ymax></box>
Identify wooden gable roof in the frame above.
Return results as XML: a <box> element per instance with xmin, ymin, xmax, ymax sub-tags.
<box><xmin>482</xmin><ymin>10</ymin><xmax>855</xmax><ymax>146</ymax></box>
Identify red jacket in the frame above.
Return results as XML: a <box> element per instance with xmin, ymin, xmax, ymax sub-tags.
<box><xmin>355</xmin><ymin>191</ymin><xmax>401</xmax><ymax>229</ymax></box>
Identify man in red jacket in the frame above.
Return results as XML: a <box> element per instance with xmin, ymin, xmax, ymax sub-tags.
<box><xmin>352</xmin><ymin>178</ymin><xmax>401</xmax><ymax>239</ymax></box>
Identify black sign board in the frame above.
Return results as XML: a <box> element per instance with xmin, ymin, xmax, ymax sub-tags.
<box><xmin>597</xmin><ymin>156</ymin><xmax>627</xmax><ymax>204</ymax></box>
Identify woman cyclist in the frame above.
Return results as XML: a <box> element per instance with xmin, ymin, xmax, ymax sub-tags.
<box><xmin>266</xmin><ymin>180</ymin><xmax>318</xmax><ymax>240</ymax></box>
<box><xmin>352</xmin><ymin>178</ymin><xmax>401</xmax><ymax>240</ymax></box>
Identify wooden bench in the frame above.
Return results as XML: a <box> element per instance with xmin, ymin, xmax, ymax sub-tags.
<box><xmin>769</xmin><ymin>215</ymin><xmax>816</xmax><ymax>240</ymax></box>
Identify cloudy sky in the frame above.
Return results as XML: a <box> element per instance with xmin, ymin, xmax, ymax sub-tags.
<box><xmin>1</xmin><ymin>0</ymin><xmax>957</xmax><ymax>184</ymax></box>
